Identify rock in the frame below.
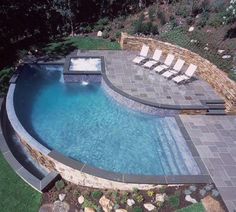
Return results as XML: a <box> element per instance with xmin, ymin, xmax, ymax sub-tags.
<box><xmin>99</xmin><ymin>196</ymin><xmax>114</xmax><ymax>212</ymax></box>
<box><xmin>199</xmin><ymin>189</ymin><xmax>207</xmax><ymax>197</ymax></box>
<box><xmin>78</xmin><ymin>195</ymin><xmax>84</xmax><ymax>204</ymax></box>
<box><xmin>59</xmin><ymin>193</ymin><xmax>66</xmax><ymax>201</ymax></box>
<box><xmin>196</xmin><ymin>14</ymin><xmax>200</xmax><ymax>19</ymax></box>
<box><xmin>127</xmin><ymin>199</ymin><xmax>135</xmax><ymax>206</ymax></box>
<box><xmin>189</xmin><ymin>185</ymin><xmax>197</xmax><ymax>192</ymax></box>
<box><xmin>97</xmin><ymin>31</ymin><xmax>102</xmax><ymax>37</ymax></box>
<box><xmin>204</xmin><ymin>184</ymin><xmax>214</xmax><ymax>191</ymax></box>
<box><xmin>222</xmin><ymin>55</ymin><xmax>231</xmax><ymax>59</ymax></box>
<box><xmin>188</xmin><ymin>26</ymin><xmax>194</xmax><ymax>32</ymax></box>
<box><xmin>53</xmin><ymin>201</ymin><xmax>70</xmax><ymax>212</ymax></box>
<box><xmin>155</xmin><ymin>193</ymin><xmax>166</xmax><ymax>202</ymax></box>
<box><xmin>201</xmin><ymin>195</ymin><xmax>224</xmax><ymax>212</ymax></box>
<box><xmin>211</xmin><ymin>189</ymin><xmax>220</xmax><ymax>198</ymax></box>
<box><xmin>115</xmin><ymin>209</ymin><xmax>127</xmax><ymax>212</ymax></box>
<box><xmin>204</xmin><ymin>47</ymin><xmax>209</xmax><ymax>51</ymax></box>
<box><xmin>185</xmin><ymin>195</ymin><xmax>197</xmax><ymax>204</ymax></box>
<box><xmin>184</xmin><ymin>189</ymin><xmax>192</xmax><ymax>195</ymax></box>
<box><xmin>39</xmin><ymin>204</ymin><xmax>53</xmax><ymax>212</ymax></box>
<box><xmin>218</xmin><ymin>49</ymin><xmax>225</xmax><ymax>54</ymax></box>
<box><xmin>144</xmin><ymin>203</ymin><xmax>156</xmax><ymax>211</ymax></box>
<box><xmin>84</xmin><ymin>208</ymin><xmax>95</xmax><ymax>212</ymax></box>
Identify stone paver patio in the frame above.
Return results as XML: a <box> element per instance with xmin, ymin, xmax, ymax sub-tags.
<box><xmin>180</xmin><ymin>115</ymin><xmax>236</xmax><ymax>211</ymax></box>
<box><xmin>76</xmin><ymin>50</ymin><xmax>223</xmax><ymax>109</ymax></box>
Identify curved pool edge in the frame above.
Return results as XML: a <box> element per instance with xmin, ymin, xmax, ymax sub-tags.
<box><xmin>5</xmin><ymin>67</ymin><xmax>212</xmax><ymax>189</ymax></box>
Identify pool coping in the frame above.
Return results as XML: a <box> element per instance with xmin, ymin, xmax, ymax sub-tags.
<box><xmin>5</xmin><ymin>63</ymin><xmax>212</xmax><ymax>185</ymax></box>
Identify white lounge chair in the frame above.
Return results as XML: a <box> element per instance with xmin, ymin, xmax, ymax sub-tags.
<box><xmin>132</xmin><ymin>44</ymin><xmax>149</xmax><ymax>64</ymax></box>
<box><xmin>172</xmin><ymin>64</ymin><xmax>197</xmax><ymax>84</ymax></box>
<box><xmin>142</xmin><ymin>49</ymin><xmax>162</xmax><ymax>68</ymax></box>
<box><xmin>162</xmin><ymin>59</ymin><xmax>185</xmax><ymax>79</ymax></box>
<box><xmin>154</xmin><ymin>54</ymin><xmax>175</xmax><ymax>73</ymax></box>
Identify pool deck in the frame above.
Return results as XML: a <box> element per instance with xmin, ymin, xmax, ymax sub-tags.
<box><xmin>74</xmin><ymin>50</ymin><xmax>223</xmax><ymax>110</ymax></box>
<box><xmin>180</xmin><ymin>115</ymin><xmax>236</xmax><ymax>211</ymax></box>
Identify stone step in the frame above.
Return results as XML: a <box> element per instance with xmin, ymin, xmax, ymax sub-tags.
<box><xmin>155</xmin><ymin>120</ymin><xmax>180</xmax><ymax>175</ymax></box>
<box><xmin>204</xmin><ymin>99</ymin><xmax>225</xmax><ymax>104</ymax></box>
<box><xmin>206</xmin><ymin>110</ymin><xmax>226</xmax><ymax>115</ymax></box>
<box><xmin>207</xmin><ymin>104</ymin><xmax>225</xmax><ymax>110</ymax></box>
<box><xmin>165</xmin><ymin>117</ymin><xmax>201</xmax><ymax>175</ymax></box>
<box><xmin>159</xmin><ymin>119</ymin><xmax>189</xmax><ymax>175</ymax></box>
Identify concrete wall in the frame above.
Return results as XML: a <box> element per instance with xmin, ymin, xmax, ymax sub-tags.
<box><xmin>120</xmin><ymin>33</ymin><xmax>236</xmax><ymax>113</ymax></box>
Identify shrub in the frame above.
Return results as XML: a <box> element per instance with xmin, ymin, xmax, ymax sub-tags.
<box><xmin>208</xmin><ymin>13</ymin><xmax>223</xmax><ymax>28</ymax></box>
<box><xmin>97</xmin><ymin>17</ymin><xmax>109</xmax><ymax>26</ymax></box>
<box><xmin>105</xmin><ymin>26</ymin><xmax>112</xmax><ymax>31</ymax></box>
<box><xmin>196</xmin><ymin>12</ymin><xmax>209</xmax><ymax>28</ymax></box>
<box><xmin>157</xmin><ymin>10</ymin><xmax>166</xmax><ymax>25</ymax></box>
<box><xmin>222</xmin><ymin>0</ymin><xmax>236</xmax><ymax>24</ymax></box>
<box><xmin>147</xmin><ymin>190</ymin><xmax>155</xmax><ymax>197</ymax></box>
<box><xmin>210</xmin><ymin>0</ymin><xmax>226</xmax><ymax>12</ymax></box>
<box><xmin>84</xmin><ymin>25</ymin><xmax>92</xmax><ymax>33</ymax></box>
<box><xmin>94</xmin><ymin>24</ymin><xmax>104</xmax><ymax>32</ymax></box>
<box><xmin>132</xmin><ymin>15</ymin><xmax>144</xmax><ymax>34</ymax></box>
<box><xmin>110</xmin><ymin>37</ymin><xmax>116</xmax><ymax>42</ymax></box>
<box><xmin>82</xmin><ymin>199</ymin><xmax>98</xmax><ymax>210</ymax></box>
<box><xmin>168</xmin><ymin>194</ymin><xmax>180</xmax><ymax>209</ymax></box>
<box><xmin>117</xmin><ymin>23</ymin><xmax>124</xmax><ymax>29</ymax></box>
<box><xmin>91</xmin><ymin>190</ymin><xmax>103</xmax><ymax>199</ymax></box>
<box><xmin>135</xmin><ymin>194</ymin><xmax>144</xmax><ymax>203</ymax></box>
<box><xmin>151</xmin><ymin>24</ymin><xmax>159</xmax><ymax>35</ymax></box>
<box><xmin>133</xmin><ymin>207</ymin><xmax>143</xmax><ymax>212</ymax></box>
<box><xmin>141</xmin><ymin>22</ymin><xmax>152</xmax><ymax>35</ymax></box>
<box><xmin>186</xmin><ymin>16</ymin><xmax>194</xmax><ymax>25</ymax></box>
<box><xmin>148</xmin><ymin>7</ymin><xmax>156</xmax><ymax>21</ymax></box>
<box><xmin>102</xmin><ymin>31</ymin><xmax>109</xmax><ymax>39</ymax></box>
<box><xmin>120</xmin><ymin>192</ymin><xmax>128</xmax><ymax>204</ymax></box>
<box><xmin>176</xmin><ymin>6</ymin><xmax>189</xmax><ymax>18</ymax></box>
<box><xmin>55</xmin><ymin>180</ymin><xmax>65</xmax><ymax>191</ymax></box>
<box><xmin>115</xmin><ymin>31</ymin><xmax>121</xmax><ymax>38</ymax></box>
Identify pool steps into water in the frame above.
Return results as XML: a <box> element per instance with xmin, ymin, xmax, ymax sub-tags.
<box><xmin>155</xmin><ymin>118</ymin><xmax>200</xmax><ymax>176</ymax></box>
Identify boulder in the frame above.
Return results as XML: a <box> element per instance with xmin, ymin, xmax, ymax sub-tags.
<box><xmin>127</xmin><ymin>199</ymin><xmax>135</xmax><ymax>206</ymax></box>
<box><xmin>222</xmin><ymin>55</ymin><xmax>231</xmax><ymax>59</ymax></box>
<box><xmin>97</xmin><ymin>31</ymin><xmax>102</xmax><ymax>37</ymax></box>
<box><xmin>201</xmin><ymin>195</ymin><xmax>224</xmax><ymax>212</ymax></box>
<box><xmin>59</xmin><ymin>193</ymin><xmax>66</xmax><ymax>201</ymax></box>
<box><xmin>188</xmin><ymin>26</ymin><xmax>194</xmax><ymax>32</ymax></box>
<box><xmin>99</xmin><ymin>196</ymin><xmax>114</xmax><ymax>212</ymax></box>
<box><xmin>84</xmin><ymin>208</ymin><xmax>95</xmax><ymax>212</ymax></box>
<box><xmin>39</xmin><ymin>204</ymin><xmax>53</xmax><ymax>212</ymax></box>
<box><xmin>144</xmin><ymin>203</ymin><xmax>156</xmax><ymax>211</ymax></box>
<box><xmin>185</xmin><ymin>195</ymin><xmax>197</xmax><ymax>204</ymax></box>
<box><xmin>218</xmin><ymin>49</ymin><xmax>225</xmax><ymax>54</ymax></box>
<box><xmin>78</xmin><ymin>195</ymin><xmax>84</xmax><ymax>204</ymax></box>
<box><xmin>155</xmin><ymin>193</ymin><xmax>166</xmax><ymax>202</ymax></box>
<box><xmin>53</xmin><ymin>201</ymin><xmax>70</xmax><ymax>212</ymax></box>
<box><xmin>189</xmin><ymin>185</ymin><xmax>197</xmax><ymax>192</ymax></box>
<box><xmin>115</xmin><ymin>209</ymin><xmax>127</xmax><ymax>212</ymax></box>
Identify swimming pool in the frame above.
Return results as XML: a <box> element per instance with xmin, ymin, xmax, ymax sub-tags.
<box><xmin>13</xmin><ymin>64</ymin><xmax>200</xmax><ymax>176</ymax></box>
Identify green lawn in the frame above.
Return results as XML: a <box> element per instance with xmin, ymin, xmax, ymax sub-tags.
<box><xmin>0</xmin><ymin>153</ymin><xmax>41</xmax><ymax>212</ymax></box>
<box><xmin>176</xmin><ymin>203</ymin><xmax>205</xmax><ymax>212</ymax></box>
<box><xmin>43</xmin><ymin>36</ymin><xmax>121</xmax><ymax>56</ymax></box>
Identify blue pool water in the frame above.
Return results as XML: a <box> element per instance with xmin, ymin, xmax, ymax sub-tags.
<box><xmin>14</xmin><ymin>65</ymin><xmax>200</xmax><ymax>176</ymax></box>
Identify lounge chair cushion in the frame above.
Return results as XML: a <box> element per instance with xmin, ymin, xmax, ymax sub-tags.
<box><xmin>133</xmin><ymin>56</ymin><xmax>146</xmax><ymax>64</ymax></box>
<box><xmin>143</xmin><ymin>60</ymin><xmax>159</xmax><ymax>68</ymax></box>
<box><xmin>154</xmin><ymin>64</ymin><xmax>168</xmax><ymax>73</ymax></box>
<box><xmin>162</xmin><ymin>70</ymin><xmax>178</xmax><ymax>78</ymax></box>
<box><xmin>172</xmin><ymin>75</ymin><xmax>189</xmax><ymax>83</ymax></box>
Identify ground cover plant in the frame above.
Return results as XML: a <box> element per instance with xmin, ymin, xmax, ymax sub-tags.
<box><xmin>41</xmin><ymin>180</ymin><xmax>227</xmax><ymax>211</ymax></box>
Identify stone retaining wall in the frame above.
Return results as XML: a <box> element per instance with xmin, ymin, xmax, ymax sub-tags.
<box><xmin>120</xmin><ymin>33</ymin><xmax>236</xmax><ymax>113</ymax></box>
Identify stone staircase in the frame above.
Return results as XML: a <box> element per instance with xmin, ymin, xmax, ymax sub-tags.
<box><xmin>205</xmin><ymin>100</ymin><xmax>226</xmax><ymax>115</ymax></box>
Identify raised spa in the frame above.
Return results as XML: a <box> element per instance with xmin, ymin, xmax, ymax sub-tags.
<box><xmin>13</xmin><ymin>65</ymin><xmax>200</xmax><ymax>176</ymax></box>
